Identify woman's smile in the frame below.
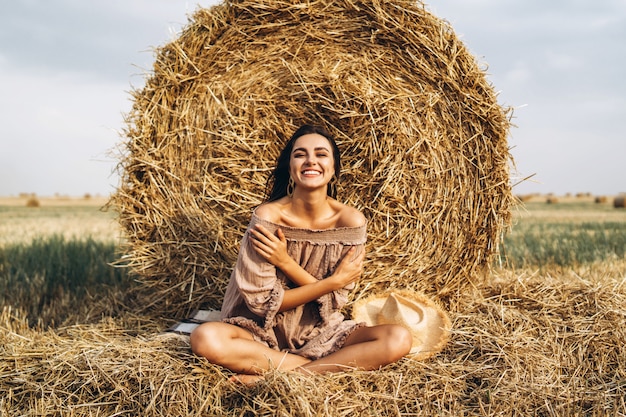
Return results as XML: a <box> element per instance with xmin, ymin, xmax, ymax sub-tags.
<box><xmin>290</xmin><ymin>133</ymin><xmax>335</xmax><ymax>191</ymax></box>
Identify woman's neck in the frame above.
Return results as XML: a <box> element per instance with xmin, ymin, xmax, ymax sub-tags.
<box><xmin>288</xmin><ymin>189</ymin><xmax>334</xmax><ymax>224</ymax></box>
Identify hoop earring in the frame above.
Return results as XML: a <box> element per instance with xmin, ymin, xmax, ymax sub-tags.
<box><xmin>287</xmin><ymin>177</ymin><xmax>295</xmax><ymax>197</ymax></box>
<box><xmin>328</xmin><ymin>176</ymin><xmax>339</xmax><ymax>198</ymax></box>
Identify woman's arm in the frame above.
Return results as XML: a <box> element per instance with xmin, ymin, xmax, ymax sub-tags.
<box><xmin>249</xmin><ymin>222</ymin><xmax>365</xmax><ymax>312</ymax></box>
<box><xmin>279</xmin><ymin>247</ymin><xmax>364</xmax><ymax>312</ymax></box>
<box><xmin>250</xmin><ymin>224</ymin><xmax>318</xmax><ymax>286</ymax></box>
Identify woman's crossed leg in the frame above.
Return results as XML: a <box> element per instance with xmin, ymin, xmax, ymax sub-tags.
<box><xmin>190</xmin><ymin>321</ymin><xmax>411</xmax><ymax>383</ymax></box>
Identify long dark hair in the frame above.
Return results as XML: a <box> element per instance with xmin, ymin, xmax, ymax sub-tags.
<box><xmin>265</xmin><ymin>124</ymin><xmax>341</xmax><ymax>202</ymax></box>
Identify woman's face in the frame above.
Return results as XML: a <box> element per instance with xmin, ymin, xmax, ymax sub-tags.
<box><xmin>289</xmin><ymin>133</ymin><xmax>335</xmax><ymax>192</ymax></box>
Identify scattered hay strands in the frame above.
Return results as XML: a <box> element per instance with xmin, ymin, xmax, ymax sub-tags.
<box><xmin>2</xmin><ymin>270</ymin><xmax>625</xmax><ymax>416</ymax></box>
<box><xmin>111</xmin><ymin>0</ymin><xmax>514</xmax><ymax>317</ymax></box>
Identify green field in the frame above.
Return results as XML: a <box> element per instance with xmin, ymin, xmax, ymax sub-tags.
<box><xmin>501</xmin><ymin>201</ymin><xmax>626</xmax><ymax>268</ymax></box>
<box><xmin>0</xmin><ymin>198</ymin><xmax>128</xmax><ymax>325</ymax></box>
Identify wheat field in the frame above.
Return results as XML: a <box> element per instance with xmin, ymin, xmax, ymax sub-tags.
<box><xmin>0</xmin><ymin>196</ymin><xmax>120</xmax><ymax>246</ymax></box>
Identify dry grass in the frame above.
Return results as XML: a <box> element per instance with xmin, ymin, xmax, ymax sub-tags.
<box><xmin>2</xmin><ymin>264</ymin><xmax>625</xmax><ymax>416</ymax></box>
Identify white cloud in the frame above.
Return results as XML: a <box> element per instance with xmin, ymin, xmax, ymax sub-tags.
<box><xmin>0</xmin><ymin>66</ymin><xmax>129</xmax><ymax>196</ymax></box>
<box><xmin>503</xmin><ymin>61</ymin><xmax>533</xmax><ymax>84</ymax></box>
<box><xmin>544</xmin><ymin>51</ymin><xmax>583</xmax><ymax>71</ymax></box>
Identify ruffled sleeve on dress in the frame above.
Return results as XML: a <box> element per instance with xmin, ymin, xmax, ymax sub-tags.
<box><xmin>231</xmin><ymin>228</ymin><xmax>284</xmax><ymax>325</ymax></box>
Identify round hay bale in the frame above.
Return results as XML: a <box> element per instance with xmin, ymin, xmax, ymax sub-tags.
<box><xmin>614</xmin><ymin>196</ymin><xmax>626</xmax><ymax>208</ymax></box>
<box><xmin>25</xmin><ymin>196</ymin><xmax>40</xmax><ymax>208</ymax></box>
<box><xmin>111</xmin><ymin>0</ymin><xmax>514</xmax><ymax>316</ymax></box>
<box><xmin>595</xmin><ymin>196</ymin><xmax>608</xmax><ymax>204</ymax></box>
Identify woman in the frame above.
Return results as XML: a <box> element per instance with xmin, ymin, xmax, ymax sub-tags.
<box><xmin>190</xmin><ymin>125</ymin><xmax>412</xmax><ymax>383</ymax></box>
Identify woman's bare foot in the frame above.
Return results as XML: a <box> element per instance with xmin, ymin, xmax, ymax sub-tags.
<box><xmin>228</xmin><ymin>373</ymin><xmax>264</xmax><ymax>385</ymax></box>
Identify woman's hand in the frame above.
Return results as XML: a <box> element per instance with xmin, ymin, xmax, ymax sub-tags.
<box><xmin>250</xmin><ymin>224</ymin><xmax>291</xmax><ymax>269</ymax></box>
<box><xmin>327</xmin><ymin>247</ymin><xmax>364</xmax><ymax>290</ymax></box>
<box><xmin>279</xmin><ymin>247</ymin><xmax>365</xmax><ymax>312</ymax></box>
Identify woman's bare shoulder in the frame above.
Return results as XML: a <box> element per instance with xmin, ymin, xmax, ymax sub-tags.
<box><xmin>254</xmin><ymin>199</ymin><xmax>287</xmax><ymax>223</ymax></box>
<box><xmin>333</xmin><ymin>201</ymin><xmax>366</xmax><ymax>228</ymax></box>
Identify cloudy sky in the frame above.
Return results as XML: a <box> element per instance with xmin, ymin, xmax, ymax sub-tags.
<box><xmin>1</xmin><ymin>1</ymin><xmax>624</xmax><ymax>197</ymax></box>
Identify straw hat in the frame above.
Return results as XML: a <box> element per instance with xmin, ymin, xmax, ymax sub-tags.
<box><xmin>352</xmin><ymin>290</ymin><xmax>452</xmax><ymax>360</ymax></box>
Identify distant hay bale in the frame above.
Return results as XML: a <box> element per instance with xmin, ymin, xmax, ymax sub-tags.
<box><xmin>614</xmin><ymin>196</ymin><xmax>626</xmax><ymax>208</ymax></box>
<box><xmin>546</xmin><ymin>197</ymin><xmax>559</xmax><ymax>204</ymax></box>
<box><xmin>25</xmin><ymin>196</ymin><xmax>40</xmax><ymax>208</ymax></box>
<box><xmin>111</xmin><ymin>0</ymin><xmax>514</xmax><ymax>316</ymax></box>
<box><xmin>595</xmin><ymin>196</ymin><xmax>608</xmax><ymax>204</ymax></box>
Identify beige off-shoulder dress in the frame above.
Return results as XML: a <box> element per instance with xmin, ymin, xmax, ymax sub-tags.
<box><xmin>220</xmin><ymin>211</ymin><xmax>367</xmax><ymax>360</ymax></box>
